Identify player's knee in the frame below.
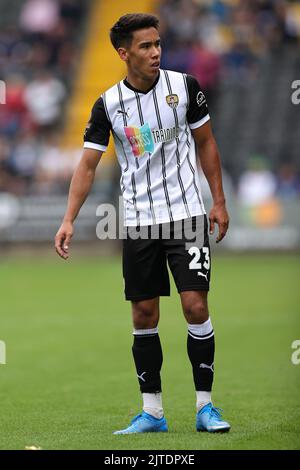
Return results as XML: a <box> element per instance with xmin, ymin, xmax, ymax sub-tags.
<box><xmin>183</xmin><ymin>300</ymin><xmax>209</xmax><ymax>324</ymax></box>
<box><xmin>132</xmin><ymin>301</ymin><xmax>159</xmax><ymax>329</ymax></box>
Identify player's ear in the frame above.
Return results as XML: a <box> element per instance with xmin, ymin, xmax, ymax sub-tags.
<box><xmin>118</xmin><ymin>47</ymin><xmax>128</xmax><ymax>62</ymax></box>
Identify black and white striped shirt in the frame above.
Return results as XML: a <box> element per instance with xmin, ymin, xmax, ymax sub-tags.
<box><xmin>84</xmin><ymin>70</ymin><xmax>210</xmax><ymax>226</ymax></box>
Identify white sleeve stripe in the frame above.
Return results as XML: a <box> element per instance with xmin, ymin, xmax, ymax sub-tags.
<box><xmin>189</xmin><ymin>114</ymin><xmax>210</xmax><ymax>130</ymax></box>
<box><xmin>84</xmin><ymin>142</ymin><xmax>107</xmax><ymax>152</ymax></box>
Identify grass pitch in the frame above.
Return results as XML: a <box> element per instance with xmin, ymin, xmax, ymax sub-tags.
<box><xmin>0</xmin><ymin>251</ymin><xmax>299</xmax><ymax>450</ymax></box>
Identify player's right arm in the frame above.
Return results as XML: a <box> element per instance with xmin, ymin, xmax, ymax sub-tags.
<box><xmin>55</xmin><ymin>95</ymin><xmax>111</xmax><ymax>259</ymax></box>
<box><xmin>55</xmin><ymin>148</ymin><xmax>103</xmax><ymax>259</ymax></box>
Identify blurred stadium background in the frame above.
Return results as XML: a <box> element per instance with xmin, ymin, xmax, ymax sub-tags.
<box><xmin>0</xmin><ymin>0</ymin><xmax>300</xmax><ymax>247</ymax></box>
<box><xmin>0</xmin><ymin>0</ymin><xmax>299</xmax><ymax>450</ymax></box>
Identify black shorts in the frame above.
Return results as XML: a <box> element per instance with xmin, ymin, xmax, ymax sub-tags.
<box><xmin>122</xmin><ymin>215</ymin><xmax>211</xmax><ymax>301</ymax></box>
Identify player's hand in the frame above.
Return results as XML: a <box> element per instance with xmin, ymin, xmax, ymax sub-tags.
<box><xmin>55</xmin><ymin>221</ymin><xmax>74</xmax><ymax>260</ymax></box>
<box><xmin>209</xmin><ymin>203</ymin><xmax>229</xmax><ymax>243</ymax></box>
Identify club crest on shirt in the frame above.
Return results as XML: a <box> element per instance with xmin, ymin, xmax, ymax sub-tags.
<box><xmin>166</xmin><ymin>94</ymin><xmax>179</xmax><ymax>109</ymax></box>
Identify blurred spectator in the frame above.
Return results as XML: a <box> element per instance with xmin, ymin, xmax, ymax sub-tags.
<box><xmin>8</xmin><ymin>129</ymin><xmax>39</xmax><ymax>182</ymax></box>
<box><xmin>24</xmin><ymin>69</ymin><xmax>66</xmax><ymax>132</ymax></box>
<box><xmin>187</xmin><ymin>41</ymin><xmax>221</xmax><ymax>106</ymax></box>
<box><xmin>0</xmin><ymin>135</ymin><xmax>11</xmax><ymax>169</ymax></box>
<box><xmin>276</xmin><ymin>163</ymin><xmax>300</xmax><ymax>200</ymax></box>
<box><xmin>34</xmin><ymin>133</ymin><xmax>80</xmax><ymax>194</ymax></box>
<box><xmin>19</xmin><ymin>0</ymin><xmax>60</xmax><ymax>36</ymax></box>
<box><xmin>0</xmin><ymin>27</ymin><xmax>32</xmax><ymax>78</ymax></box>
<box><xmin>223</xmin><ymin>41</ymin><xmax>257</xmax><ymax>83</ymax></box>
<box><xmin>59</xmin><ymin>0</ymin><xmax>85</xmax><ymax>29</ymax></box>
<box><xmin>237</xmin><ymin>156</ymin><xmax>277</xmax><ymax>206</ymax></box>
<box><xmin>0</xmin><ymin>74</ymin><xmax>30</xmax><ymax>138</ymax></box>
<box><xmin>160</xmin><ymin>39</ymin><xmax>192</xmax><ymax>73</ymax></box>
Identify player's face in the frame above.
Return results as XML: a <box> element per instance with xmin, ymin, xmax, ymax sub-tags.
<box><xmin>120</xmin><ymin>27</ymin><xmax>161</xmax><ymax>83</ymax></box>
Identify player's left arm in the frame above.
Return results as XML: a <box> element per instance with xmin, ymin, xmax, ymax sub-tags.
<box><xmin>192</xmin><ymin>122</ymin><xmax>229</xmax><ymax>243</ymax></box>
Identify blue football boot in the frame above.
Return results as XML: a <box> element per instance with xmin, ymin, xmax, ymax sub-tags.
<box><xmin>113</xmin><ymin>411</ymin><xmax>168</xmax><ymax>435</ymax></box>
<box><xmin>196</xmin><ymin>403</ymin><xmax>230</xmax><ymax>433</ymax></box>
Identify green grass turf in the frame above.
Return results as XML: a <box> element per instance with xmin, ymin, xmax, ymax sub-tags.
<box><xmin>0</xmin><ymin>252</ymin><xmax>299</xmax><ymax>450</ymax></box>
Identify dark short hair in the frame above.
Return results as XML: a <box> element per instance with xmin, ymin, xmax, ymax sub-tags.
<box><xmin>110</xmin><ymin>13</ymin><xmax>159</xmax><ymax>50</ymax></box>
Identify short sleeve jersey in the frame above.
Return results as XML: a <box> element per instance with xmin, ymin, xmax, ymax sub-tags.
<box><xmin>84</xmin><ymin>70</ymin><xmax>210</xmax><ymax>226</ymax></box>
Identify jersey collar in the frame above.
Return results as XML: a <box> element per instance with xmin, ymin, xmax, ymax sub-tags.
<box><xmin>123</xmin><ymin>71</ymin><xmax>160</xmax><ymax>94</ymax></box>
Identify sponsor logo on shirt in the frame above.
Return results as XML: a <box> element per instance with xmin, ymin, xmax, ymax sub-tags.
<box><xmin>125</xmin><ymin>123</ymin><xmax>180</xmax><ymax>157</ymax></box>
<box><xmin>196</xmin><ymin>91</ymin><xmax>206</xmax><ymax>107</ymax></box>
<box><xmin>124</xmin><ymin>123</ymin><xmax>154</xmax><ymax>157</ymax></box>
<box><xmin>151</xmin><ymin>126</ymin><xmax>179</xmax><ymax>144</ymax></box>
